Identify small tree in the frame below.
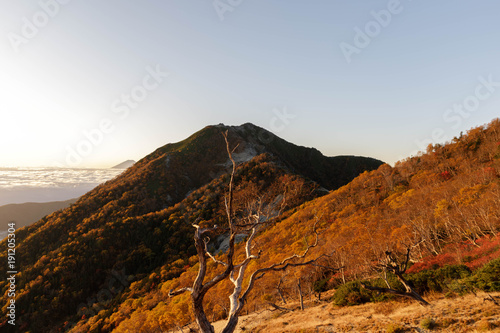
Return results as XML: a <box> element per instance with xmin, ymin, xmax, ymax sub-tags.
<box><xmin>362</xmin><ymin>247</ymin><xmax>429</xmax><ymax>306</ymax></box>
<box><xmin>169</xmin><ymin>131</ymin><xmax>327</xmax><ymax>333</ymax></box>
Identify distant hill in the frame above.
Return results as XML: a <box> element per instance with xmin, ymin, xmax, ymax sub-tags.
<box><xmin>112</xmin><ymin>160</ymin><xmax>136</xmax><ymax>169</ymax></box>
<box><xmin>0</xmin><ymin>123</ymin><xmax>383</xmax><ymax>332</ymax></box>
<box><xmin>0</xmin><ymin>199</ymin><xmax>77</xmax><ymax>239</ymax></box>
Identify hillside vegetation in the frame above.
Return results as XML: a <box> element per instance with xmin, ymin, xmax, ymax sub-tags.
<box><xmin>0</xmin><ymin>123</ymin><xmax>382</xmax><ymax>332</ymax></box>
<box><xmin>107</xmin><ymin>119</ymin><xmax>500</xmax><ymax>332</ymax></box>
<box><xmin>2</xmin><ymin>119</ymin><xmax>499</xmax><ymax>332</ymax></box>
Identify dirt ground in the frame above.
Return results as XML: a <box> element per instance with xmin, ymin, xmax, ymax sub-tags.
<box><xmin>208</xmin><ymin>291</ymin><xmax>500</xmax><ymax>332</ymax></box>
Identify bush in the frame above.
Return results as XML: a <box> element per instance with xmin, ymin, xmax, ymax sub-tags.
<box><xmin>408</xmin><ymin>264</ymin><xmax>471</xmax><ymax>294</ymax></box>
<box><xmin>386</xmin><ymin>323</ymin><xmax>405</xmax><ymax>333</ymax></box>
<box><xmin>368</xmin><ymin>273</ymin><xmax>403</xmax><ymax>303</ymax></box>
<box><xmin>467</xmin><ymin>257</ymin><xmax>500</xmax><ymax>291</ymax></box>
<box><xmin>333</xmin><ymin>263</ymin><xmax>483</xmax><ymax>307</ymax></box>
<box><xmin>313</xmin><ymin>278</ymin><xmax>329</xmax><ymax>293</ymax></box>
<box><xmin>420</xmin><ymin>317</ymin><xmax>437</xmax><ymax>330</ymax></box>
<box><xmin>333</xmin><ymin>281</ymin><xmax>371</xmax><ymax>306</ymax></box>
<box><xmin>476</xmin><ymin>320</ymin><xmax>498</xmax><ymax>331</ymax></box>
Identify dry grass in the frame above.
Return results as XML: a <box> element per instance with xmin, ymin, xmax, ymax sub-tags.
<box><xmin>209</xmin><ymin>291</ymin><xmax>500</xmax><ymax>332</ymax></box>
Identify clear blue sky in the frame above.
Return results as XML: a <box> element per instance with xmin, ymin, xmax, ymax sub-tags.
<box><xmin>1</xmin><ymin>0</ymin><xmax>499</xmax><ymax>168</ymax></box>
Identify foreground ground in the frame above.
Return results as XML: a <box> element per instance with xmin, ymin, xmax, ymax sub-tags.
<box><xmin>208</xmin><ymin>291</ymin><xmax>500</xmax><ymax>332</ymax></box>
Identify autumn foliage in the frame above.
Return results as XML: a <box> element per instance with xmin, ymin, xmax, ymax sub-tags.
<box><xmin>1</xmin><ymin>119</ymin><xmax>500</xmax><ymax>332</ymax></box>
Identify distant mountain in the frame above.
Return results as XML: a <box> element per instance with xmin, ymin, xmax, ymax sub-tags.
<box><xmin>0</xmin><ymin>199</ymin><xmax>77</xmax><ymax>239</ymax></box>
<box><xmin>112</xmin><ymin>160</ymin><xmax>136</xmax><ymax>169</ymax></box>
<box><xmin>0</xmin><ymin>123</ymin><xmax>383</xmax><ymax>332</ymax></box>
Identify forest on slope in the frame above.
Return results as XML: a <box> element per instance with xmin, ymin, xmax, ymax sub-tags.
<box><xmin>0</xmin><ymin>123</ymin><xmax>382</xmax><ymax>332</ymax></box>
<box><xmin>105</xmin><ymin>119</ymin><xmax>500</xmax><ymax>332</ymax></box>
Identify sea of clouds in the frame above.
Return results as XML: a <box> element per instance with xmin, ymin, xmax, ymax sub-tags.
<box><xmin>0</xmin><ymin>167</ymin><xmax>123</xmax><ymax>206</ymax></box>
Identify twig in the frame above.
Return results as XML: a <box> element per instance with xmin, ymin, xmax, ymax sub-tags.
<box><xmin>267</xmin><ymin>302</ymin><xmax>294</xmax><ymax>312</ymax></box>
<box><xmin>484</xmin><ymin>293</ymin><xmax>500</xmax><ymax>306</ymax></box>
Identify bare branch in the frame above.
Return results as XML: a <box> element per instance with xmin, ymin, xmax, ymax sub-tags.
<box><xmin>204</xmin><ymin>236</ymin><xmax>228</xmax><ymax>267</ymax></box>
<box><xmin>366</xmin><ymin>247</ymin><xmax>430</xmax><ymax>307</ymax></box>
<box><xmin>222</xmin><ymin>130</ymin><xmax>237</xmax><ymax>231</ymax></box>
<box><xmin>236</xmin><ymin>220</ymin><xmax>329</xmax><ymax>313</ymax></box>
<box><xmin>484</xmin><ymin>294</ymin><xmax>500</xmax><ymax>306</ymax></box>
<box><xmin>361</xmin><ymin>282</ymin><xmax>429</xmax><ymax>306</ymax></box>
<box><xmin>168</xmin><ymin>287</ymin><xmax>193</xmax><ymax>297</ymax></box>
<box><xmin>267</xmin><ymin>302</ymin><xmax>294</xmax><ymax>312</ymax></box>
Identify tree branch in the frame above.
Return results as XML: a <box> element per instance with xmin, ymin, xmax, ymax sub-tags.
<box><xmin>204</xmin><ymin>236</ymin><xmax>228</xmax><ymax>267</ymax></box>
<box><xmin>168</xmin><ymin>287</ymin><xmax>193</xmax><ymax>297</ymax></box>
<box><xmin>267</xmin><ymin>302</ymin><xmax>294</xmax><ymax>312</ymax></box>
<box><xmin>361</xmin><ymin>282</ymin><xmax>429</xmax><ymax>306</ymax></box>
<box><xmin>484</xmin><ymin>294</ymin><xmax>500</xmax><ymax>306</ymax></box>
<box><xmin>367</xmin><ymin>247</ymin><xmax>430</xmax><ymax>307</ymax></box>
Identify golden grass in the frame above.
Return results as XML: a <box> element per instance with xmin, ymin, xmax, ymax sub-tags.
<box><xmin>209</xmin><ymin>291</ymin><xmax>500</xmax><ymax>332</ymax></box>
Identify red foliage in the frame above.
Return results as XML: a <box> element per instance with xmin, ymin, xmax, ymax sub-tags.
<box><xmin>407</xmin><ymin>252</ymin><xmax>456</xmax><ymax>273</ymax></box>
<box><xmin>460</xmin><ymin>234</ymin><xmax>500</xmax><ymax>269</ymax></box>
<box><xmin>484</xmin><ymin>167</ymin><xmax>497</xmax><ymax>177</ymax></box>
<box><xmin>439</xmin><ymin>171</ymin><xmax>452</xmax><ymax>180</ymax></box>
<box><xmin>407</xmin><ymin>233</ymin><xmax>500</xmax><ymax>273</ymax></box>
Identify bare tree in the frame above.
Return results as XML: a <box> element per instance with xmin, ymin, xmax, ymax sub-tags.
<box><xmin>296</xmin><ymin>278</ymin><xmax>305</xmax><ymax>311</ymax></box>
<box><xmin>361</xmin><ymin>247</ymin><xmax>429</xmax><ymax>306</ymax></box>
<box><xmin>276</xmin><ymin>272</ymin><xmax>288</xmax><ymax>304</ymax></box>
<box><xmin>169</xmin><ymin>131</ymin><xmax>328</xmax><ymax>333</ymax></box>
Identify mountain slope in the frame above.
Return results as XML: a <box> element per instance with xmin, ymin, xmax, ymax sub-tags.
<box><xmin>0</xmin><ymin>199</ymin><xmax>77</xmax><ymax>239</ymax></box>
<box><xmin>106</xmin><ymin>119</ymin><xmax>500</xmax><ymax>332</ymax></box>
<box><xmin>0</xmin><ymin>123</ymin><xmax>382</xmax><ymax>332</ymax></box>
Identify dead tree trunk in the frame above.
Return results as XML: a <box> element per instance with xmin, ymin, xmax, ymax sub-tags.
<box><xmin>362</xmin><ymin>248</ymin><xmax>429</xmax><ymax>306</ymax></box>
<box><xmin>267</xmin><ymin>302</ymin><xmax>293</xmax><ymax>312</ymax></box>
<box><xmin>277</xmin><ymin>273</ymin><xmax>288</xmax><ymax>304</ymax></box>
<box><xmin>297</xmin><ymin>278</ymin><xmax>304</xmax><ymax>311</ymax></box>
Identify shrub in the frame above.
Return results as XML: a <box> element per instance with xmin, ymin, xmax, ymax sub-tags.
<box><xmin>447</xmin><ymin>280</ymin><xmax>471</xmax><ymax>296</ymax></box>
<box><xmin>476</xmin><ymin>320</ymin><xmax>497</xmax><ymax>331</ymax></box>
<box><xmin>368</xmin><ymin>273</ymin><xmax>403</xmax><ymax>303</ymax></box>
<box><xmin>420</xmin><ymin>318</ymin><xmax>437</xmax><ymax>330</ymax></box>
<box><xmin>386</xmin><ymin>323</ymin><xmax>405</xmax><ymax>333</ymax></box>
<box><xmin>467</xmin><ymin>257</ymin><xmax>500</xmax><ymax>291</ymax></box>
<box><xmin>408</xmin><ymin>264</ymin><xmax>471</xmax><ymax>294</ymax></box>
<box><xmin>313</xmin><ymin>277</ymin><xmax>330</xmax><ymax>293</ymax></box>
<box><xmin>333</xmin><ymin>281</ymin><xmax>371</xmax><ymax>306</ymax></box>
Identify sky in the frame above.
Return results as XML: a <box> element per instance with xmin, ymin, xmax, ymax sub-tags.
<box><xmin>0</xmin><ymin>0</ymin><xmax>499</xmax><ymax>168</ymax></box>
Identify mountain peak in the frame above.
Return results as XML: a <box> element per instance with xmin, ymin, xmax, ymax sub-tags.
<box><xmin>112</xmin><ymin>160</ymin><xmax>136</xmax><ymax>169</ymax></box>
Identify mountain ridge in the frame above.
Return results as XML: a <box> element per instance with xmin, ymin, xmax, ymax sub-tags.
<box><xmin>0</xmin><ymin>123</ymin><xmax>383</xmax><ymax>332</ymax></box>
<box><xmin>107</xmin><ymin>118</ymin><xmax>500</xmax><ymax>332</ymax></box>
<box><xmin>2</xmin><ymin>120</ymin><xmax>499</xmax><ymax>332</ymax></box>
<box><xmin>0</xmin><ymin>199</ymin><xmax>77</xmax><ymax>239</ymax></box>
